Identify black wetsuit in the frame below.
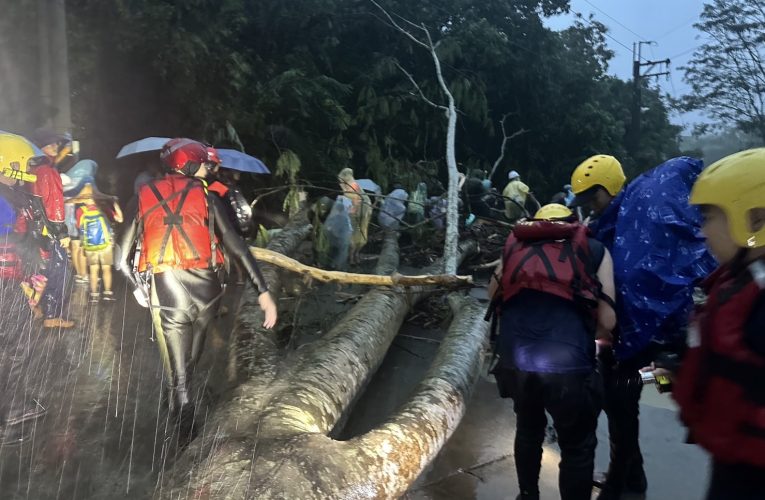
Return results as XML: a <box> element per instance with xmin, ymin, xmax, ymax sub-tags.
<box><xmin>119</xmin><ymin>191</ymin><xmax>268</xmax><ymax>414</ymax></box>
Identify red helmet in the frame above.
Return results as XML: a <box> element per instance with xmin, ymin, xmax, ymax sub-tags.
<box><xmin>160</xmin><ymin>138</ymin><xmax>208</xmax><ymax>175</ymax></box>
<box><xmin>206</xmin><ymin>146</ymin><xmax>221</xmax><ymax>165</ymax></box>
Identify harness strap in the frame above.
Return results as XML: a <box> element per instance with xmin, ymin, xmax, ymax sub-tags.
<box><xmin>509</xmin><ymin>243</ymin><xmax>557</xmax><ymax>283</ymax></box>
<box><xmin>207</xmin><ymin>192</ymin><xmax>216</xmax><ymax>269</ymax></box>
<box><xmin>146</xmin><ymin>181</ymin><xmax>201</xmax><ymax>265</ymax></box>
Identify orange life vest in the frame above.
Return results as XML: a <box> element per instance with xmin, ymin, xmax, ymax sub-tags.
<box><xmin>136</xmin><ymin>175</ymin><xmax>223</xmax><ymax>273</ymax></box>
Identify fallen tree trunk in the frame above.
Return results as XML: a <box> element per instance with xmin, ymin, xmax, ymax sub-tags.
<box><xmin>250</xmin><ymin>247</ymin><xmax>473</xmax><ymax>287</ymax></box>
<box><xmin>166</xmin><ymin>293</ymin><xmax>488</xmax><ymax>499</ymax></box>
<box><xmin>228</xmin><ymin>212</ymin><xmax>312</xmax><ymax>386</ymax></box>
<box><xmin>162</xmin><ymin>236</ymin><xmax>480</xmax><ymax>498</ymax></box>
<box><xmin>253</xmin><ymin>239</ymin><xmax>476</xmax><ymax>439</ymax></box>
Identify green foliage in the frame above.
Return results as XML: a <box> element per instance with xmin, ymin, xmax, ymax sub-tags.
<box><xmin>276</xmin><ymin>149</ymin><xmax>303</xmax><ymax>217</ymax></box>
<box><xmin>5</xmin><ymin>0</ymin><xmax>681</xmax><ymax>205</ymax></box>
<box><xmin>682</xmin><ymin>0</ymin><xmax>765</xmax><ymax>142</ymax></box>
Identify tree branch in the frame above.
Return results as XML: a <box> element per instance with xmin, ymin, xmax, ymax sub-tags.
<box><xmin>369</xmin><ymin>0</ymin><xmax>428</xmax><ymax>49</ymax></box>
<box><xmin>488</xmin><ymin>113</ymin><xmax>529</xmax><ymax>181</ymax></box>
<box><xmin>394</xmin><ymin>62</ymin><xmax>447</xmax><ymax>110</ymax></box>
<box><xmin>249</xmin><ymin>247</ymin><xmax>473</xmax><ymax>287</ymax></box>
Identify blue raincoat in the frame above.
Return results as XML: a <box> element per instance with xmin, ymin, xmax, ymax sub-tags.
<box><xmin>591</xmin><ymin>157</ymin><xmax>717</xmax><ymax>360</ymax></box>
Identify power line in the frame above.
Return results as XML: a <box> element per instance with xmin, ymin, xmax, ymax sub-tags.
<box><xmin>581</xmin><ymin>0</ymin><xmax>647</xmax><ymax>41</ymax></box>
<box><xmin>668</xmin><ymin>47</ymin><xmax>697</xmax><ymax>61</ymax></box>
<box><xmin>655</xmin><ymin>16</ymin><xmax>698</xmax><ymax>41</ymax></box>
<box><xmin>569</xmin><ymin>7</ymin><xmax>649</xmax><ymax>63</ymax></box>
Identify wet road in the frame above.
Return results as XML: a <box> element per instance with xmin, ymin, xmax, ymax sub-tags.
<box><xmin>0</xmin><ymin>275</ymin><xmax>239</xmax><ymax>499</ymax></box>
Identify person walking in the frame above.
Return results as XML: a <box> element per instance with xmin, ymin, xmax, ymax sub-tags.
<box><xmin>118</xmin><ymin>139</ymin><xmax>277</xmax><ymax>434</ymax></box>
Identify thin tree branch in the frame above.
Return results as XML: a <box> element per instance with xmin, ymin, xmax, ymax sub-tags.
<box><xmin>488</xmin><ymin>113</ymin><xmax>529</xmax><ymax>181</ymax></box>
<box><xmin>394</xmin><ymin>62</ymin><xmax>448</xmax><ymax>111</ymax></box>
<box><xmin>369</xmin><ymin>0</ymin><xmax>428</xmax><ymax>49</ymax></box>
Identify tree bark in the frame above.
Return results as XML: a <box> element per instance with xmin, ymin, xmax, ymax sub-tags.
<box><xmin>164</xmin><ymin>292</ymin><xmax>487</xmax><ymax>499</ymax></box>
<box><xmin>161</xmin><ymin>235</ymin><xmax>481</xmax><ymax>498</ymax></box>
<box><xmin>250</xmin><ymin>247</ymin><xmax>473</xmax><ymax>287</ymax></box>
<box><xmin>228</xmin><ymin>212</ymin><xmax>312</xmax><ymax>386</ymax></box>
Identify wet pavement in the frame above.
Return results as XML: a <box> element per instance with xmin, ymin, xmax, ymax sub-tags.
<box><xmin>0</xmin><ymin>275</ymin><xmax>240</xmax><ymax>499</ymax></box>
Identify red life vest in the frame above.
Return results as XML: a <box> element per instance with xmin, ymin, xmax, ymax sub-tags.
<box><xmin>673</xmin><ymin>260</ymin><xmax>765</xmax><ymax>467</ymax></box>
<box><xmin>500</xmin><ymin>220</ymin><xmax>601</xmax><ymax>317</ymax></box>
<box><xmin>137</xmin><ymin>175</ymin><xmax>223</xmax><ymax>273</ymax></box>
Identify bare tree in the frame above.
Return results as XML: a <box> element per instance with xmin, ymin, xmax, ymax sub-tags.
<box><xmin>370</xmin><ymin>0</ymin><xmax>460</xmax><ymax>274</ymax></box>
<box><xmin>683</xmin><ymin>0</ymin><xmax>765</xmax><ymax>142</ymax></box>
<box><xmin>488</xmin><ymin>113</ymin><xmax>529</xmax><ymax>182</ymax></box>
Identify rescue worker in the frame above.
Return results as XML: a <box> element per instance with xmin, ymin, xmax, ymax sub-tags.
<box><xmin>118</xmin><ymin>139</ymin><xmax>277</xmax><ymax>427</ymax></box>
<box><xmin>488</xmin><ymin>203</ymin><xmax>616</xmax><ymax>500</ymax></box>
<box><xmin>26</xmin><ymin>132</ymin><xmax>74</xmax><ymax>328</ymax></box>
<box><xmin>570</xmin><ymin>154</ymin><xmax>715</xmax><ymax>499</ymax></box>
<box><xmin>644</xmin><ymin>149</ymin><xmax>765</xmax><ymax>499</ymax></box>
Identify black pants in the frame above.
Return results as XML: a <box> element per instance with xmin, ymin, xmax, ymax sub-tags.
<box><xmin>41</xmin><ymin>241</ymin><xmax>68</xmax><ymax>319</ymax></box>
<box><xmin>706</xmin><ymin>461</ymin><xmax>765</xmax><ymax>500</ymax></box>
<box><xmin>600</xmin><ymin>348</ymin><xmax>654</xmax><ymax>492</ymax></box>
<box><xmin>513</xmin><ymin>370</ymin><xmax>602</xmax><ymax>500</ymax></box>
<box><xmin>151</xmin><ymin>269</ymin><xmax>222</xmax><ymax>411</ymax></box>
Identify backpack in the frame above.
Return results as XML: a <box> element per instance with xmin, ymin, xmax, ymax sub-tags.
<box><xmin>79</xmin><ymin>205</ymin><xmax>111</xmax><ymax>251</ymax></box>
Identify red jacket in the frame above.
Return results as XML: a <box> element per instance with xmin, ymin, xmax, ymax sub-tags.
<box><xmin>30</xmin><ymin>163</ymin><xmax>65</xmax><ymax>224</ymax></box>
<box><xmin>15</xmin><ymin>163</ymin><xmax>66</xmax><ymax>238</ymax></box>
<box><xmin>674</xmin><ymin>261</ymin><xmax>765</xmax><ymax>467</ymax></box>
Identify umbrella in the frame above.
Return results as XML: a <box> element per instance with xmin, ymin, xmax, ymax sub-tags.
<box><xmin>116</xmin><ymin>137</ymin><xmax>171</xmax><ymax>159</ymax></box>
<box><xmin>217</xmin><ymin>149</ymin><xmax>270</xmax><ymax>174</ymax></box>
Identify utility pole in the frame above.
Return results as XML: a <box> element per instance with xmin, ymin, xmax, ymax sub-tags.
<box><xmin>630</xmin><ymin>41</ymin><xmax>670</xmax><ymax>156</ymax></box>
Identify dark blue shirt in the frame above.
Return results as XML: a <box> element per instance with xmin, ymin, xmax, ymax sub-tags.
<box><xmin>498</xmin><ymin>238</ymin><xmax>605</xmax><ymax>374</ymax></box>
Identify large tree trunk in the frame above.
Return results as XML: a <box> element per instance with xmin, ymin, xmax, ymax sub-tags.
<box><xmin>161</xmin><ymin>231</ymin><xmax>482</xmax><ymax>498</ymax></box>
<box><xmin>165</xmin><ymin>293</ymin><xmax>487</xmax><ymax>499</ymax></box>
<box><xmin>229</xmin><ymin>212</ymin><xmax>312</xmax><ymax>386</ymax></box>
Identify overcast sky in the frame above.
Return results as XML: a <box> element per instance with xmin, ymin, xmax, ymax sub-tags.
<box><xmin>545</xmin><ymin>0</ymin><xmax>709</xmax><ymax>131</ymax></box>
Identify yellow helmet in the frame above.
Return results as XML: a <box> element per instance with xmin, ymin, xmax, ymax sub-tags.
<box><xmin>0</xmin><ymin>133</ymin><xmax>39</xmax><ymax>184</ymax></box>
<box><xmin>571</xmin><ymin>154</ymin><xmax>625</xmax><ymax>196</ymax></box>
<box><xmin>535</xmin><ymin>203</ymin><xmax>573</xmax><ymax>220</ymax></box>
<box><xmin>690</xmin><ymin>148</ymin><xmax>765</xmax><ymax>248</ymax></box>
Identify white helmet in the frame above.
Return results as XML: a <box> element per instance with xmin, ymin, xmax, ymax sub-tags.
<box><xmin>508</xmin><ymin>170</ymin><xmax>520</xmax><ymax>181</ymax></box>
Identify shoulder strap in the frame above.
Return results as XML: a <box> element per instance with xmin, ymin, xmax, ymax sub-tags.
<box><xmin>145</xmin><ymin>179</ymin><xmax>201</xmax><ymax>264</ymax></box>
<box><xmin>137</xmin><ymin>179</ymin><xmax>195</xmax><ymax>225</ymax></box>
<box><xmin>206</xmin><ymin>189</ymin><xmax>216</xmax><ymax>268</ymax></box>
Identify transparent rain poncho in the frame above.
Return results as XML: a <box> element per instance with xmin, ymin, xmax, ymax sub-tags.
<box><xmin>324</xmin><ymin>196</ymin><xmax>353</xmax><ymax>270</ymax></box>
<box><xmin>378</xmin><ymin>189</ymin><xmax>408</xmax><ymax>230</ymax></box>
